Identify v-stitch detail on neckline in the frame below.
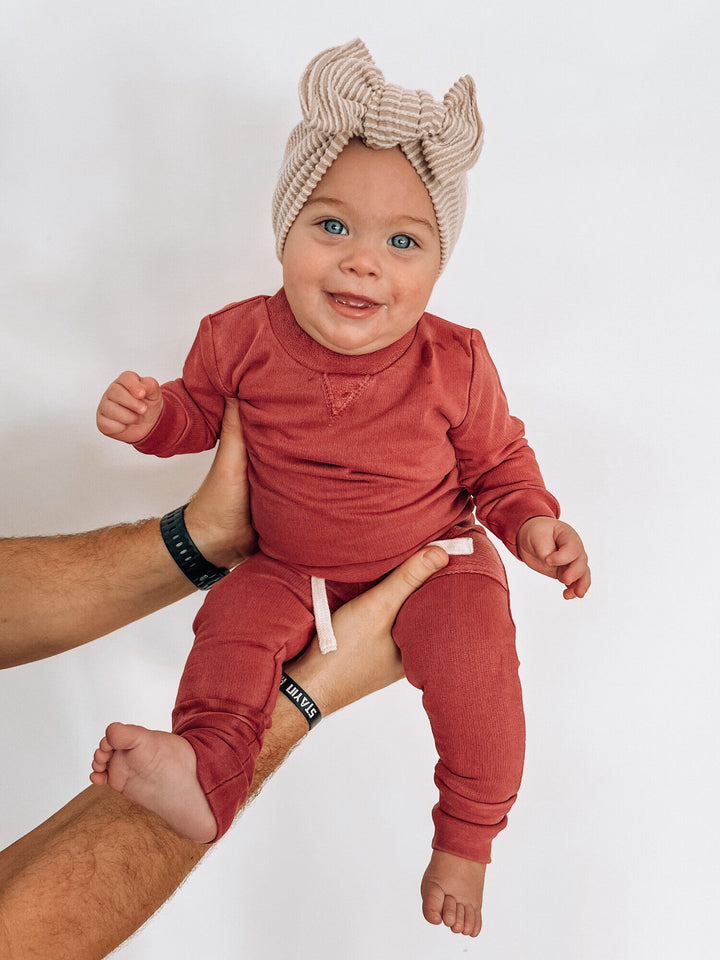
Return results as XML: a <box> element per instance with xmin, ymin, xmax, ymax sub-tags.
<box><xmin>321</xmin><ymin>372</ymin><xmax>372</xmax><ymax>419</ymax></box>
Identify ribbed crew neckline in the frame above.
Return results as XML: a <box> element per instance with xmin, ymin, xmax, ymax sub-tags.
<box><xmin>266</xmin><ymin>288</ymin><xmax>418</xmax><ymax>374</ymax></box>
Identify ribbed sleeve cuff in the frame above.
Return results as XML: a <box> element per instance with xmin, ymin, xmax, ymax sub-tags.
<box><xmin>133</xmin><ymin>405</ymin><xmax>186</xmax><ymax>457</ymax></box>
<box><xmin>486</xmin><ymin>490</ymin><xmax>560</xmax><ymax>560</ymax></box>
<box><xmin>431</xmin><ymin>802</ymin><xmax>511</xmax><ymax>864</ymax></box>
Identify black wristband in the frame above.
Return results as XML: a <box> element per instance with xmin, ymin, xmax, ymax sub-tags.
<box><xmin>160</xmin><ymin>504</ymin><xmax>230</xmax><ymax>590</ymax></box>
<box><xmin>279</xmin><ymin>672</ymin><xmax>322</xmax><ymax>729</ymax></box>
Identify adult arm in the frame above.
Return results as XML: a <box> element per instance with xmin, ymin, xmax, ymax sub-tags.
<box><xmin>0</xmin><ymin>546</ymin><xmax>448</xmax><ymax>959</ymax></box>
<box><xmin>0</xmin><ymin>401</ymin><xmax>256</xmax><ymax>669</ymax></box>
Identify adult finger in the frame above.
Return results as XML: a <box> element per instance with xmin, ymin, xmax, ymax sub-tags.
<box><xmin>284</xmin><ymin>546</ymin><xmax>450</xmax><ymax>717</ymax></box>
<box><xmin>373</xmin><ymin>546</ymin><xmax>449</xmax><ymax>621</ymax></box>
<box><xmin>213</xmin><ymin>400</ymin><xmax>248</xmax><ymax>472</ymax></box>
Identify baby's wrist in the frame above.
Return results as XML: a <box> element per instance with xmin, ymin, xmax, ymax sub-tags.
<box><xmin>516</xmin><ymin>515</ymin><xmax>554</xmax><ymax>552</ymax></box>
<box><xmin>134</xmin><ymin>407</ymin><xmax>163</xmax><ymax>445</ymax></box>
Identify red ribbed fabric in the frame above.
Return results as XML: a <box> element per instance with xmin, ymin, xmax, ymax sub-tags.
<box><xmin>138</xmin><ymin>290</ymin><xmax>558</xmax><ymax>849</ymax></box>
<box><xmin>172</xmin><ymin>529</ymin><xmax>523</xmax><ymax>857</ymax></box>
<box><xmin>136</xmin><ymin>290</ymin><xmax>558</xmax><ymax>577</ymax></box>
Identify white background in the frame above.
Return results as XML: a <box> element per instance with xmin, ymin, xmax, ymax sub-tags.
<box><xmin>1</xmin><ymin>2</ymin><xmax>718</xmax><ymax>958</ymax></box>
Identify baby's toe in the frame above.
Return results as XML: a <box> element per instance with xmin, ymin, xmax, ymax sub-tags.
<box><xmin>461</xmin><ymin>904</ymin><xmax>478</xmax><ymax>937</ymax></box>
<box><xmin>420</xmin><ymin>879</ymin><xmax>444</xmax><ymax>925</ymax></box>
<box><xmin>451</xmin><ymin>901</ymin><xmax>465</xmax><ymax>933</ymax></box>
<box><xmin>92</xmin><ymin>748</ymin><xmax>110</xmax><ymax>770</ymax></box>
<box><xmin>441</xmin><ymin>894</ymin><xmax>457</xmax><ymax>929</ymax></box>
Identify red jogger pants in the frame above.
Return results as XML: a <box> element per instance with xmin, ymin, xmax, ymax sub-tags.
<box><xmin>172</xmin><ymin>526</ymin><xmax>525</xmax><ymax>862</ymax></box>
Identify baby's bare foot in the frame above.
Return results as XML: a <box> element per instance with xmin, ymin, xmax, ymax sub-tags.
<box><xmin>89</xmin><ymin>722</ymin><xmax>217</xmax><ymax>843</ymax></box>
<box><xmin>420</xmin><ymin>849</ymin><xmax>486</xmax><ymax>937</ymax></box>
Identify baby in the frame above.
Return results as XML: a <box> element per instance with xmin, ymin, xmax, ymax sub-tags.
<box><xmin>90</xmin><ymin>39</ymin><xmax>590</xmax><ymax>938</ymax></box>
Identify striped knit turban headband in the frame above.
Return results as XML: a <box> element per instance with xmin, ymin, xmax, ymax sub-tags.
<box><xmin>272</xmin><ymin>38</ymin><xmax>484</xmax><ymax>272</ymax></box>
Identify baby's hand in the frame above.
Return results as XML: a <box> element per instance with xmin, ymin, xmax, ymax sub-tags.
<box><xmin>96</xmin><ymin>371</ymin><xmax>163</xmax><ymax>444</ymax></box>
<box><xmin>517</xmin><ymin>517</ymin><xmax>591</xmax><ymax>599</ymax></box>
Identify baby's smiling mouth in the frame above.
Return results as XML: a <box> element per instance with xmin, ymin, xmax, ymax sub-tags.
<box><xmin>329</xmin><ymin>292</ymin><xmax>381</xmax><ymax>309</ymax></box>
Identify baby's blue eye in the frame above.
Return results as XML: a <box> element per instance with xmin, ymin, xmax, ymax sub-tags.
<box><xmin>389</xmin><ymin>234</ymin><xmax>415</xmax><ymax>249</ymax></box>
<box><xmin>321</xmin><ymin>219</ymin><xmax>347</xmax><ymax>235</ymax></box>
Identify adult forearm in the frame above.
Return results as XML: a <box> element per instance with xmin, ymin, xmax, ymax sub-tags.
<box><xmin>0</xmin><ymin>699</ymin><xmax>311</xmax><ymax>960</ymax></box>
<box><xmin>0</xmin><ymin>785</ymin><xmax>203</xmax><ymax>959</ymax></box>
<box><xmin>1</xmin><ymin>400</ymin><xmax>256</xmax><ymax>670</ymax></box>
<box><xmin>0</xmin><ymin>548</ymin><xmax>444</xmax><ymax>958</ymax></box>
<box><xmin>0</xmin><ymin>521</ymin><xmax>194</xmax><ymax>669</ymax></box>
<box><xmin>0</xmin><ymin>687</ymin><xmax>370</xmax><ymax>958</ymax></box>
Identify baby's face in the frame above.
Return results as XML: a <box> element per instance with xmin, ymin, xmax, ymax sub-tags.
<box><xmin>282</xmin><ymin>139</ymin><xmax>441</xmax><ymax>355</ymax></box>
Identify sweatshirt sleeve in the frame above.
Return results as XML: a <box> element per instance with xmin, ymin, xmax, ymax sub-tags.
<box><xmin>449</xmin><ymin>329</ymin><xmax>560</xmax><ymax>558</ymax></box>
<box><xmin>134</xmin><ymin>314</ymin><xmax>231</xmax><ymax>458</ymax></box>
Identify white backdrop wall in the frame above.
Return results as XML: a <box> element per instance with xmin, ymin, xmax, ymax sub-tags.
<box><xmin>1</xmin><ymin>2</ymin><xmax>718</xmax><ymax>958</ymax></box>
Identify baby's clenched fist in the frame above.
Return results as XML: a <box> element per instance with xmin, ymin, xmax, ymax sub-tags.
<box><xmin>97</xmin><ymin>370</ymin><xmax>163</xmax><ymax>444</ymax></box>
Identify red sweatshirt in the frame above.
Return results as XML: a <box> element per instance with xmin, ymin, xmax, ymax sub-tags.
<box><xmin>136</xmin><ymin>288</ymin><xmax>559</xmax><ymax>580</ymax></box>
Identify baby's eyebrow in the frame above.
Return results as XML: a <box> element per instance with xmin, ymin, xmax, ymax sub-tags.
<box><xmin>304</xmin><ymin>195</ymin><xmax>347</xmax><ymax>209</ymax></box>
<box><xmin>305</xmin><ymin>195</ymin><xmax>437</xmax><ymax>235</ymax></box>
<box><xmin>399</xmin><ymin>215</ymin><xmax>437</xmax><ymax>236</ymax></box>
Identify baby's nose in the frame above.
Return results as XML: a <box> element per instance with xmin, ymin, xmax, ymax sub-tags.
<box><xmin>339</xmin><ymin>242</ymin><xmax>382</xmax><ymax>277</ymax></box>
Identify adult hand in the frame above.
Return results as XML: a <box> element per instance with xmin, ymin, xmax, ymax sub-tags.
<box><xmin>284</xmin><ymin>544</ymin><xmax>450</xmax><ymax>715</ymax></box>
<box><xmin>183</xmin><ymin>399</ymin><xmax>257</xmax><ymax>569</ymax></box>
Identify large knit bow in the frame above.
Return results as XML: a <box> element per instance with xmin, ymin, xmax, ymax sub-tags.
<box><xmin>298</xmin><ymin>39</ymin><xmax>483</xmax><ymax>184</ymax></box>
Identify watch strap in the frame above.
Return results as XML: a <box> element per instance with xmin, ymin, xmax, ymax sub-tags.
<box><xmin>160</xmin><ymin>504</ymin><xmax>230</xmax><ymax>590</ymax></box>
<box><xmin>278</xmin><ymin>672</ymin><xmax>322</xmax><ymax>728</ymax></box>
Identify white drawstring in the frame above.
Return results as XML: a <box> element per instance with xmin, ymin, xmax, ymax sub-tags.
<box><xmin>312</xmin><ymin>537</ymin><xmax>474</xmax><ymax>655</ymax></box>
<box><xmin>311</xmin><ymin>576</ymin><xmax>338</xmax><ymax>654</ymax></box>
<box><xmin>428</xmin><ymin>537</ymin><xmax>474</xmax><ymax>555</ymax></box>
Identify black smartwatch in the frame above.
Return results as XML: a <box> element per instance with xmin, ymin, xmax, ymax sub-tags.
<box><xmin>160</xmin><ymin>504</ymin><xmax>230</xmax><ymax>590</ymax></box>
